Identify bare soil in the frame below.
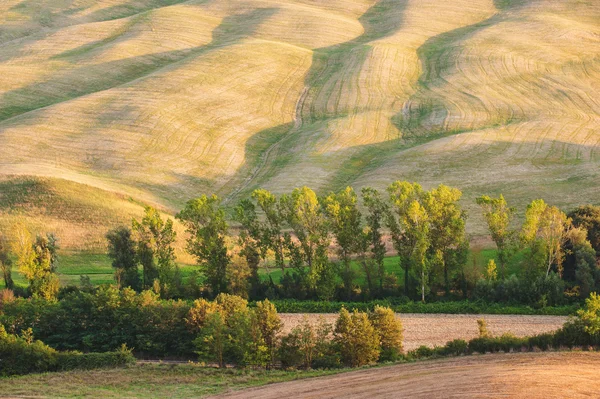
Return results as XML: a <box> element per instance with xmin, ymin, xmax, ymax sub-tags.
<box><xmin>279</xmin><ymin>313</ymin><xmax>568</xmax><ymax>351</ymax></box>
<box><xmin>212</xmin><ymin>352</ymin><xmax>600</xmax><ymax>399</ymax></box>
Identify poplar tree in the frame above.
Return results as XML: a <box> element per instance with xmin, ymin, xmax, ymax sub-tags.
<box><xmin>476</xmin><ymin>194</ymin><xmax>515</xmax><ymax>279</ymax></box>
<box><xmin>177</xmin><ymin>195</ymin><xmax>230</xmax><ymax>296</ymax></box>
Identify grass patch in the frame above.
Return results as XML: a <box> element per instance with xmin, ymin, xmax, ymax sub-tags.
<box><xmin>0</xmin><ymin>363</ymin><xmax>341</xmax><ymax>399</ymax></box>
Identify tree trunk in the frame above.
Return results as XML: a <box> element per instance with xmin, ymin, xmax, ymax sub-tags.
<box><xmin>421</xmin><ymin>267</ymin><xmax>425</xmax><ymax>303</ymax></box>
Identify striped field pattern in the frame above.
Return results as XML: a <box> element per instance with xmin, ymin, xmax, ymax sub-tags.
<box><xmin>0</xmin><ymin>0</ymin><xmax>599</xmax><ymax>248</ymax></box>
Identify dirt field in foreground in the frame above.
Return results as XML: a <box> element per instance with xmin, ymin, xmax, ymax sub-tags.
<box><xmin>212</xmin><ymin>352</ymin><xmax>600</xmax><ymax>399</ymax></box>
<box><xmin>280</xmin><ymin>314</ymin><xmax>568</xmax><ymax>351</ymax></box>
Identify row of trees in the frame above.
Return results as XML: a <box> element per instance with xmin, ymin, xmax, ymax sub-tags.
<box><xmin>188</xmin><ymin>294</ymin><xmax>403</xmax><ymax>368</ymax></box>
<box><xmin>0</xmin><ymin>223</ymin><xmax>59</xmax><ymax>300</ymax></box>
<box><xmin>174</xmin><ymin>183</ymin><xmax>469</xmax><ymax>302</ymax></box>
<box><xmin>1</xmin><ymin>181</ymin><xmax>598</xmax><ymax>303</ymax></box>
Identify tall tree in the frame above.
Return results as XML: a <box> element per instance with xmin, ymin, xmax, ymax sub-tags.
<box><xmin>177</xmin><ymin>195</ymin><xmax>231</xmax><ymax>296</ymax></box>
<box><xmin>362</xmin><ymin>187</ymin><xmax>388</xmax><ymax>295</ymax></box>
<box><xmin>132</xmin><ymin>206</ymin><xmax>178</xmax><ymax>293</ymax></box>
<box><xmin>406</xmin><ymin>200</ymin><xmax>430</xmax><ymax>302</ymax></box>
<box><xmin>425</xmin><ymin>184</ymin><xmax>467</xmax><ymax>295</ymax></box>
<box><xmin>568</xmin><ymin>205</ymin><xmax>600</xmax><ymax>256</ymax></box>
<box><xmin>234</xmin><ymin>199</ymin><xmax>262</xmax><ymax>298</ymax></box>
<box><xmin>387</xmin><ymin>181</ymin><xmax>425</xmax><ymax>297</ymax></box>
<box><xmin>106</xmin><ymin>226</ymin><xmax>140</xmax><ymax>290</ymax></box>
<box><xmin>12</xmin><ymin>223</ymin><xmax>59</xmax><ymax>300</ymax></box>
<box><xmin>280</xmin><ymin>187</ymin><xmax>331</xmax><ymax>297</ymax></box>
<box><xmin>0</xmin><ymin>232</ymin><xmax>13</xmax><ymax>290</ymax></box>
<box><xmin>252</xmin><ymin>189</ymin><xmax>286</xmax><ymax>273</ymax></box>
<box><xmin>521</xmin><ymin>199</ymin><xmax>572</xmax><ymax>277</ymax></box>
<box><xmin>323</xmin><ymin>187</ymin><xmax>362</xmax><ymax>300</ymax></box>
<box><xmin>476</xmin><ymin>194</ymin><xmax>515</xmax><ymax>279</ymax></box>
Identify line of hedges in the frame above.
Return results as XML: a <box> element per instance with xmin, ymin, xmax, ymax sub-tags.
<box><xmin>405</xmin><ymin>318</ymin><xmax>600</xmax><ymax>361</ymax></box>
<box><xmin>269</xmin><ymin>299</ymin><xmax>579</xmax><ymax>315</ymax></box>
<box><xmin>0</xmin><ymin>326</ymin><xmax>135</xmax><ymax>376</ymax></box>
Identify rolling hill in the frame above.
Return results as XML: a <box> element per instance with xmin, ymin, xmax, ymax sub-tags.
<box><xmin>0</xmin><ymin>0</ymin><xmax>599</xmax><ymax>249</ymax></box>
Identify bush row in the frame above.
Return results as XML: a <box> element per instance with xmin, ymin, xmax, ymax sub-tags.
<box><xmin>269</xmin><ymin>299</ymin><xmax>578</xmax><ymax>316</ymax></box>
<box><xmin>406</xmin><ymin>319</ymin><xmax>600</xmax><ymax>362</ymax></box>
<box><xmin>0</xmin><ymin>326</ymin><xmax>135</xmax><ymax>376</ymax></box>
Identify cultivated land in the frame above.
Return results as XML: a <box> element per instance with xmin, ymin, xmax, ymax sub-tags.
<box><xmin>213</xmin><ymin>352</ymin><xmax>600</xmax><ymax>399</ymax></box>
<box><xmin>280</xmin><ymin>313</ymin><xmax>567</xmax><ymax>351</ymax></box>
<box><xmin>2</xmin><ymin>352</ymin><xmax>598</xmax><ymax>398</ymax></box>
<box><xmin>1</xmin><ymin>0</ymin><xmax>599</xmax><ymax>251</ymax></box>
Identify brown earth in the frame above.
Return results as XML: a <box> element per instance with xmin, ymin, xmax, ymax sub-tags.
<box><xmin>212</xmin><ymin>352</ymin><xmax>600</xmax><ymax>399</ymax></box>
<box><xmin>280</xmin><ymin>313</ymin><xmax>568</xmax><ymax>351</ymax></box>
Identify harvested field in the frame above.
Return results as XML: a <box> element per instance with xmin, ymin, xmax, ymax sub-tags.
<box><xmin>213</xmin><ymin>352</ymin><xmax>600</xmax><ymax>399</ymax></box>
<box><xmin>280</xmin><ymin>313</ymin><xmax>567</xmax><ymax>351</ymax></box>
<box><xmin>1</xmin><ymin>0</ymin><xmax>600</xmax><ymax>248</ymax></box>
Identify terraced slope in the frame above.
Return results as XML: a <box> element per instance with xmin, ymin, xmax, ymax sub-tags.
<box><xmin>0</xmin><ymin>0</ymin><xmax>599</xmax><ymax>247</ymax></box>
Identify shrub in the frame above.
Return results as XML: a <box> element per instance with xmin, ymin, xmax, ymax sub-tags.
<box><xmin>440</xmin><ymin>339</ymin><xmax>469</xmax><ymax>356</ymax></box>
<box><xmin>0</xmin><ymin>326</ymin><xmax>58</xmax><ymax>376</ymax></box>
<box><xmin>278</xmin><ymin>328</ymin><xmax>306</xmax><ymax>369</ymax></box>
<box><xmin>56</xmin><ymin>345</ymin><xmax>135</xmax><ymax>371</ymax></box>
<box><xmin>527</xmin><ymin>333</ymin><xmax>554</xmax><ymax>351</ymax></box>
<box><xmin>334</xmin><ymin>308</ymin><xmax>380</xmax><ymax>367</ymax></box>
<box><xmin>254</xmin><ymin>299</ymin><xmax>283</xmax><ymax>368</ymax></box>
<box><xmin>408</xmin><ymin>345</ymin><xmax>436</xmax><ymax>359</ymax></box>
<box><xmin>477</xmin><ymin>318</ymin><xmax>490</xmax><ymax>338</ymax></box>
<box><xmin>0</xmin><ymin>325</ymin><xmax>134</xmax><ymax>376</ymax></box>
<box><xmin>577</xmin><ymin>292</ymin><xmax>600</xmax><ymax>335</ymax></box>
<box><xmin>468</xmin><ymin>334</ymin><xmax>526</xmax><ymax>354</ymax></box>
<box><xmin>369</xmin><ymin>305</ymin><xmax>403</xmax><ymax>361</ymax></box>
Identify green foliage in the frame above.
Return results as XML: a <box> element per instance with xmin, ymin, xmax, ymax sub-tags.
<box><xmin>577</xmin><ymin>292</ymin><xmax>600</xmax><ymax>336</ymax></box>
<box><xmin>322</xmin><ymin>187</ymin><xmax>362</xmax><ymax>300</ymax></box>
<box><xmin>177</xmin><ymin>195</ymin><xmax>230</xmax><ymax>297</ymax></box>
<box><xmin>334</xmin><ymin>308</ymin><xmax>380</xmax><ymax>367</ymax></box>
<box><xmin>0</xmin><ymin>286</ymin><xmax>195</xmax><ymax>357</ymax></box>
<box><xmin>254</xmin><ymin>299</ymin><xmax>283</xmax><ymax>368</ymax></box>
<box><xmin>361</xmin><ymin>187</ymin><xmax>388</xmax><ymax>296</ymax></box>
<box><xmin>280</xmin><ymin>187</ymin><xmax>331</xmax><ymax>297</ymax></box>
<box><xmin>268</xmin><ymin>299</ymin><xmax>577</xmax><ymax>315</ymax></box>
<box><xmin>439</xmin><ymin>339</ymin><xmax>468</xmax><ymax>356</ymax></box>
<box><xmin>476</xmin><ymin>195</ymin><xmax>516</xmax><ymax>278</ymax></box>
<box><xmin>11</xmin><ymin>223</ymin><xmax>60</xmax><ymax>300</ymax></box>
<box><xmin>486</xmin><ymin>259</ymin><xmax>498</xmax><ymax>281</ymax></box>
<box><xmin>0</xmin><ymin>232</ymin><xmax>13</xmax><ymax>290</ymax></box>
<box><xmin>426</xmin><ymin>185</ymin><xmax>467</xmax><ymax>294</ymax></box>
<box><xmin>369</xmin><ymin>305</ymin><xmax>403</xmax><ymax>360</ymax></box>
<box><xmin>278</xmin><ymin>315</ymin><xmax>338</xmax><ymax>370</ymax></box>
<box><xmin>468</xmin><ymin>333</ymin><xmax>526</xmax><ymax>354</ymax></box>
<box><xmin>194</xmin><ymin>300</ymin><xmax>269</xmax><ymax>368</ymax></box>
<box><xmin>106</xmin><ymin>226</ymin><xmax>140</xmax><ymax>291</ymax></box>
<box><xmin>521</xmin><ymin>199</ymin><xmax>572</xmax><ymax>278</ymax></box>
<box><xmin>132</xmin><ymin>207</ymin><xmax>179</xmax><ymax>296</ymax></box>
<box><xmin>0</xmin><ymin>325</ymin><xmax>134</xmax><ymax>376</ymax></box>
<box><xmin>568</xmin><ymin>205</ymin><xmax>600</xmax><ymax>255</ymax></box>
<box><xmin>477</xmin><ymin>318</ymin><xmax>490</xmax><ymax>338</ymax></box>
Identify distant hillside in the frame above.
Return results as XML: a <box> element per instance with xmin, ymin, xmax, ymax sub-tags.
<box><xmin>0</xmin><ymin>0</ymin><xmax>599</xmax><ymax>249</ymax></box>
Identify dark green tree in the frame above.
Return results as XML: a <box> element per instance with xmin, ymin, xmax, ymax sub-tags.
<box><xmin>387</xmin><ymin>181</ymin><xmax>426</xmax><ymax>298</ymax></box>
<box><xmin>177</xmin><ymin>195</ymin><xmax>231</xmax><ymax>296</ymax></box>
<box><xmin>234</xmin><ymin>199</ymin><xmax>262</xmax><ymax>299</ymax></box>
<box><xmin>425</xmin><ymin>184</ymin><xmax>467</xmax><ymax>295</ymax></box>
<box><xmin>132</xmin><ymin>206</ymin><xmax>178</xmax><ymax>294</ymax></box>
<box><xmin>476</xmin><ymin>194</ymin><xmax>516</xmax><ymax>279</ymax></box>
<box><xmin>106</xmin><ymin>226</ymin><xmax>140</xmax><ymax>290</ymax></box>
<box><xmin>252</xmin><ymin>189</ymin><xmax>286</xmax><ymax>273</ymax></box>
<box><xmin>323</xmin><ymin>187</ymin><xmax>362</xmax><ymax>300</ymax></box>
<box><xmin>280</xmin><ymin>187</ymin><xmax>332</xmax><ymax>299</ymax></box>
<box><xmin>362</xmin><ymin>187</ymin><xmax>388</xmax><ymax>295</ymax></box>
<box><xmin>568</xmin><ymin>205</ymin><xmax>600</xmax><ymax>256</ymax></box>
